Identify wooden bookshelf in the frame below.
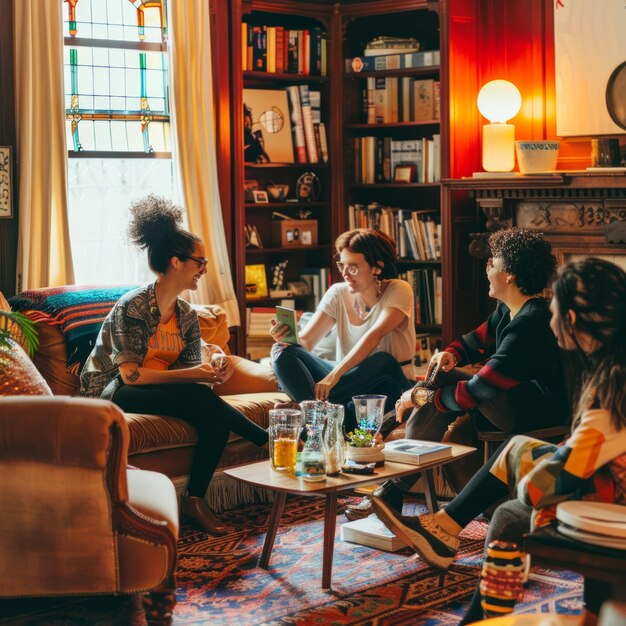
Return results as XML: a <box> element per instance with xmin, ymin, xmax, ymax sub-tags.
<box><xmin>231</xmin><ymin>0</ymin><xmax>336</xmax><ymax>355</ymax></box>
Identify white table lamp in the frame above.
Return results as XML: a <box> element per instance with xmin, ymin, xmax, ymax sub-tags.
<box><xmin>477</xmin><ymin>80</ymin><xmax>522</xmax><ymax>172</ymax></box>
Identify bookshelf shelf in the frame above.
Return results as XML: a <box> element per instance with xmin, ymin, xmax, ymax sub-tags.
<box><xmin>244</xmin><ymin>71</ymin><xmax>328</xmax><ymax>84</ymax></box>
<box><xmin>246</xmin><ymin>245</ymin><xmax>331</xmax><ymax>255</ymax></box>
<box><xmin>244</xmin><ymin>162</ymin><xmax>328</xmax><ymax>169</ymax></box>
<box><xmin>346</xmin><ymin>121</ymin><xmax>440</xmax><ymax>130</ymax></box>
<box><xmin>245</xmin><ymin>201</ymin><xmax>330</xmax><ymax>209</ymax></box>
<box><xmin>349</xmin><ymin>183</ymin><xmax>441</xmax><ymax>189</ymax></box>
<box><xmin>415</xmin><ymin>324</ymin><xmax>442</xmax><ymax>332</ymax></box>
<box><xmin>246</xmin><ymin>295</ymin><xmax>309</xmax><ymax>307</ymax></box>
<box><xmin>397</xmin><ymin>258</ymin><xmax>441</xmax><ymax>266</ymax></box>
<box><xmin>344</xmin><ymin>66</ymin><xmax>441</xmax><ymax>79</ymax></box>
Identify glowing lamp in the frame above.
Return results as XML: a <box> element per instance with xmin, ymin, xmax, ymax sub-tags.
<box><xmin>477</xmin><ymin>80</ymin><xmax>522</xmax><ymax>172</ymax></box>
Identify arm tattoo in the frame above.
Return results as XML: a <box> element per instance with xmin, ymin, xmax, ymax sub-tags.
<box><xmin>127</xmin><ymin>368</ymin><xmax>141</xmax><ymax>383</ymax></box>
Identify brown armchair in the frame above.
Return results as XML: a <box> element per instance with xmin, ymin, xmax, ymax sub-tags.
<box><xmin>0</xmin><ymin>396</ymin><xmax>179</xmax><ymax>625</ymax></box>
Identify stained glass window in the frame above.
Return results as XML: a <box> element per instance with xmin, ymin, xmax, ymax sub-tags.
<box><xmin>62</xmin><ymin>0</ymin><xmax>177</xmax><ymax>284</ymax></box>
<box><xmin>63</xmin><ymin>0</ymin><xmax>170</xmax><ymax>154</ymax></box>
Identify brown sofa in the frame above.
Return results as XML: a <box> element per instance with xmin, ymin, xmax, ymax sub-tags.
<box><xmin>19</xmin><ymin>292</ymin><xmax>289</xmax><ymax>511</ymax></box>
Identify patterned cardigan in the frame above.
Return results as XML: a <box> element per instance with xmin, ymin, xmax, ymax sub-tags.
<box><xmin>490</xmin><ymin>401</ymin><xmax>626</xmax><ymax>528</ymax></box>
<box><xmin>79</xmin><ymin>282</ymin><xmax>201</xmax><ymax>399</ymax></box>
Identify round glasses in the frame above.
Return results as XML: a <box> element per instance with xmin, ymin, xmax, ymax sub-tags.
<box><xmin>336</xmin><ymin>261</ymin><xmax>361</xmax><ymax>276</ymax></box>
<box><xmin>181</xmin><ymin>254</ymin><xmax>209</xmax><ymax>268</ymax></box>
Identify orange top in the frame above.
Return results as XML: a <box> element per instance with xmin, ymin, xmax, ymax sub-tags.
<box><xmin>143</xmin><ymin>315</ymin><xmax>183</xmax><ymax>371</ymax></box>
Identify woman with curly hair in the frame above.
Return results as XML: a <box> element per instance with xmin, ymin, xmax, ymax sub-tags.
<box><xmin>370</xmin><ymin>228</ymin><xmax>570</xmax><ymax>513</ymax></box>
<box><xmin>80</xmin><ymin>195</ymin><xmax>268</xmax><ymax>536</ymax></box>
<box><xmin>373</xmin><ymin>257</ymin><xmax>626</xmax><ymax>624</ymax></box>
<box><xmin>270</xmin><ymin>228</ymin><xmax>416</xmax><ymax>431</ymax></box>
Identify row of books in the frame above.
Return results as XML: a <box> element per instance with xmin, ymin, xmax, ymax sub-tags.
<box><xmin>348</xmin><ymin>204</ymin><xmax>441</xmax><ymax>262</ymax></box>
<box><xmin>363</xmin><ymin>77</ymin><xmax>440</xmax><ymax>124</ymax></box>
<box><xmin>286</xmin><ymin>85</ymin><xmax>329</xmax><ymax>164</ymax></box>
<box><xmin>247</xmin><ymin>306</ymin><xmax>302</xmax><ymax>339</ymax></box>
<box><xmin>242</xmin><ymin>23</ymin><xmax>328</xmax><ymax>76</ymax></box>
<box><xmin>347</xmin><ymin>49</ymin><xmax>441</xmax><ymax>73</ymax></box>
<box><xmin>353</xmin><ymin>135</ymin><xmax>440</xmax><ymax>184</ymax></box>
<box><xmin>401</xmin><ymin>268</ymin><xmax>442</xmax><ymax>325</ymax></box>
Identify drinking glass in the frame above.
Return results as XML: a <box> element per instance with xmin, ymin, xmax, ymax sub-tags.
<box><xmin>299</xmin><ymin>400</ymin><xmax>327</xmax><ymax>482</ymax></box>
<box><xmin>352</xmin><ymin>394</ymin><xmax>387</xmax><ymax>444</ymax></box>
<box><xmin>268</xmin><ymin>408</ymin><xmax>302</xmax><ymax>473</ymax></box>
<box><xmin>322</xmin><ymin>402</ymin><xmax>345</xmax><ymax>475</ymax></box>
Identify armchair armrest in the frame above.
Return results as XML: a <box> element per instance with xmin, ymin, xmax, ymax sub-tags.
<box><xmin>214</xmin><ymin>354</ymin><xmax>279</xmax><ymax>396</ymax></box>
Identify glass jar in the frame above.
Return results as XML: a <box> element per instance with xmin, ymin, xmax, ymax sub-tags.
<box><xmin>300</xmin><ymin>400</ymin><xmax>327</xmax><ymax>482</ymax></box>
<box><xmin>323</xmin><ymin>402</ymin><xmax>345</xmax><ymax>475</ymax></box>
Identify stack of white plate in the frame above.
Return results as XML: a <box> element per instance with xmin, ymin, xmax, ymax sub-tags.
<box><xmin>556</xmin><ymin>501</ymin><xmax>626</xmax><ymax>549</ymax></box>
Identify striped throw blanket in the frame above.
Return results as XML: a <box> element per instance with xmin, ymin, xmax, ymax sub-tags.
<box><xmin>9</xmin><ymin>285</ymin><xmax>137</xmax><ymax>374</ymax></box>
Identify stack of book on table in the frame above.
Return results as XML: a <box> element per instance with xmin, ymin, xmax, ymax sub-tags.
<box><xmin>383</xmin><ymin>438</ymin><xmax>452</xmax><ymax>464</ymax></box>
<box><xmin>341</xmin><ymin>514</ymin><xmax>407</xmax><ymax>552</ymax></box>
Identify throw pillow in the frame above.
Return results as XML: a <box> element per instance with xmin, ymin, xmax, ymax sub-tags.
<box><xmin>0</xmin><ymin>338</ymin><xmax>53</xmax><ymax>396</ymax></box>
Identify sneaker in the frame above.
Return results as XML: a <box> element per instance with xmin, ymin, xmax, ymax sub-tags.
<box><xmin>371</xmin><ymin>496</ymin><xmax>459</xmax><ymax>569</ymax></box>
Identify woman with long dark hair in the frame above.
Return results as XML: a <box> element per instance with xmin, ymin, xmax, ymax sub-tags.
<box><xmin>372</xmin><ymin>257</ymin><xmax>626</xmax><ymax>624</ymax></box>
<box><xmin>80</xmin><ymin>195</ymin><xmax>268</xmax><ymax>536</ymax></box>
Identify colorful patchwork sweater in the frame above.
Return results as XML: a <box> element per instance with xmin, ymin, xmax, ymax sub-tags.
<box><xmin>435</xmin><ymin>299</ymin><xmax>567</xmax><ymax>423</ymax></box>
<box><xmin>490</xmin><ymin>404</ymin><xmax>626</xmax><ymax>528</ymax></box>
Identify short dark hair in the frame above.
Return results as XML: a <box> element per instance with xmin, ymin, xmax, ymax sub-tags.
<box><xmin>489</xmin><ymin>228</ymin><xmax>556</xmax><ymax>295</ymax></box>
<box><xmin>334</xmin><ymin>228</ymin><xmax>398</xmax><ymax>279</ymax></box>
<box><xmin>127</xmin><ymin>194</ymin><xmax>199</xmax><ymax>274</ymax></box>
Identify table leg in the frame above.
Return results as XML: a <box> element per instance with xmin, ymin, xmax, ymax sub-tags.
<box><xmin>259</xmin><ymin>492</ymin><xmax>287</xmax><ymax>569</ymax></box>
<box><xmin>422</xmin><ymin>469</ymin><xmax>439</xmax><ymax>514</ymax></box>
<box><xmin>321</xmin><ymin>492</ymin><xmax>337</xmax><ymax>590</ymax></box>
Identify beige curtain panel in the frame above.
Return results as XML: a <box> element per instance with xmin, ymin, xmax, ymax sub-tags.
<box><xmin>13</xmin><ymin>0</ymin><xmax>74</xmax><ymax>290</ymax></box>
<box><xmin>168</xmin><ymin>0</ymin><xmax>240</xmax><ymax>326</ymax></box>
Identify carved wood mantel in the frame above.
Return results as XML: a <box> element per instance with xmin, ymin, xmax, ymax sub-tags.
<box><xmin>442</xmin><ymin>172</ymin><xmax>626</xmax><ymax>262</ymax></box>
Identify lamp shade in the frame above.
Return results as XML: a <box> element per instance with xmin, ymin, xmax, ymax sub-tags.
<box><xmin>477</xmin><ymin>80</ymin><xmax>522</xmax><ymax>123</ymax></box>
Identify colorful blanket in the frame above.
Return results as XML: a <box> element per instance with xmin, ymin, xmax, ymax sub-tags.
<box><xmin>9</xmin><ymin>285</ymin><xmax>137</xmax><ymax>374</ymax></box>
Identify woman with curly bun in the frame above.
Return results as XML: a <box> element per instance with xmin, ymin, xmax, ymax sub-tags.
<box><xmin>80</xmin><ymin>194</ymin><xmax>267</xmax><ymax>536</ymax></box>
<box><xmin>372</xmin><ymin>228</ymin><xmax>570</xmax><ymax>513</ymax></box>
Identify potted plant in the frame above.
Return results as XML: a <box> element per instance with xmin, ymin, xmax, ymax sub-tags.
<box><xmin>345</xmin><ymin>428</ymin><xmax>385</xmax><ymax>465</ymax></box>
<box><xmin>0</xmin><ymin>311</ymin><xmax>38</xmax><ymax>370</ymax></box>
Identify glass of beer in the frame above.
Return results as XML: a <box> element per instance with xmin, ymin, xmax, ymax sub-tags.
<box><xmin>269</xmin><ymin>408</ymin><xmax>302</xmax><ymax>473</ymax></box>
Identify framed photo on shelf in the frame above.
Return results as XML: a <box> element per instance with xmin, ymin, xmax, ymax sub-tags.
<box><xmin>253</xmin><ymin>190</ymin><xmax>269</xmax><ymax>204</ymax></box>
<box><xmin>394</xmin><ymin>164</ymin><xmax>417</xmax><ymax>183</ymax></box>
<box><xmin>243</xmin><ymin>88</ymin><xmax>295</xmax><ymax>163</ymax></box>
<box><xmin>245</xmin><ymin>264</ymin><xmax>269</xmax><ymax>299</ymax></box>
<box><xmin>244</xmin><ymin>179</ymin><xmax>259</xmax><ymax>202</ymax></box>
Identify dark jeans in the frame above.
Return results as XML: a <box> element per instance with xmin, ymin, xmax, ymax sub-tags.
<box><xmin>272</xmin><ymin>345</ymin><xmax>413</xmax><ymax>431</ymax></box>
<box><xmin>111</xmin><ymin>382</ymin><xmax>268</xmax><ymax>498</ymax></box>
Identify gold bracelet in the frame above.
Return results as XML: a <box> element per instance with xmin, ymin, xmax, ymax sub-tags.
<box><xmin>447</xmin><ymin>351</ymin><xmax>458</xmax><ymax>367</ymax></box>
<box><xmin>411</xmin><ymin>386</ymin><xmax>421</xmax><ymax>406</ymax></box>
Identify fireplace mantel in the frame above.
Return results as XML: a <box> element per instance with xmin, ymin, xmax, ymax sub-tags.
<box><xmin>442</xmin><ymin>172</ymin><xmax>626</xmax><ymax>262</ymax></box>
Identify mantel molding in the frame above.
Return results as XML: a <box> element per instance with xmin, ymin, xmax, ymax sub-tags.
<box><xmin>443</xmin><ymin>172</ymin><xmax>626</xmax><ymax>258</ymax></box>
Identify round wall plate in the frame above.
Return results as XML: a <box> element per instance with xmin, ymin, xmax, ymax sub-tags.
<box><xmin>606</xmin><ymin>61</ymin><xmax>626</xmax><ymax>130</ymax></box>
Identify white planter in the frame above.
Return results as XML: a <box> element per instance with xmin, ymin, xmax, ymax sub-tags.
<box><xmin>346</xmin><ymin>444</ymin><xmax>385</xmax><ymax>465</ymax></box>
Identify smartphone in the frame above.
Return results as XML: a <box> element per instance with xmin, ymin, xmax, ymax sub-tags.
<box><xmin>341</xmin><ymin>461</ymin><xmax>376</xmax><ymax>475</ymax></box>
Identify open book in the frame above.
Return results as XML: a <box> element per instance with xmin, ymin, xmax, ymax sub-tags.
<box><xmin>275</xmin><ymin>306</ymin><xmax>300</xmax><ymax>345</ymax></box>
<box><xmin>383</xmin><ymin>438</ymin><xmax>452</xmax><ymax>465</ymax></box>
<box><xmin>341</xmin><ymin>514</ymin><xmax>407</xmax><ymax>552</ymax></box>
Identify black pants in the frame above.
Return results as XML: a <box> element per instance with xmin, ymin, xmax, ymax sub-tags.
<box><xmin>112</xmin><ymin>383</ymin><xmax>268</xmax><ymax>498</ymax></box>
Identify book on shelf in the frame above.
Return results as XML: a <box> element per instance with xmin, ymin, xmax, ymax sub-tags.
<box><xmin>298</xmin><ymin>84</ymin><xmax>319</xmax><ymax>163</ymax></box>
<box><xmin>286</xmin><ymin>86</ymin><xmax>307</xmax><ymax>163</ymax></box>
<box><xmin>246</xmin><ymin>307</ymin><xmax>276</xmax><ymax>338</ymax></box>
<box><xmin>413</xmin><ymin>78</ymin><xmax>435</xmax><ymax>121</ymax></box>
<box><xmin>340</xmin><ymin>514</ymin><xmax>407</xmax><ymax>552</ymax></box>
<box><xmin>383</xmin><ymin>439</ymin><xmax>452</xmax><ymax>465</ymax></box>
<box><xmin>347</xmin><ymin>49</ymin><xmax>441</xmax><ymax>73</ymax></box>
<box><xmin>245</xmin><ymin>264</ymin><xmax>269</xmax><ymax>299</ymax></box>
<box><xmin>244</xmin><ymin>24</ymin><xmax>327</xmax><ymax>76</ymax></box>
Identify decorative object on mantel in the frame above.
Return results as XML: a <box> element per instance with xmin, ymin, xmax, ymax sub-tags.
<box><xmin>476</xmin><ymin>80</ymin><xmax>522</xmax><ymax>173</ymax></box>
<box><xmin>295</xmin><ymin>171</ymin><xmax>321</xmax><ymax>201</ymax></box>
<box><xmin>514</xmin><ymin>141</ymin><xmax>560</xmax><ymax>174</ymax></box>
<box><xmin>0</xmin><ymin>146</ymin><xmax>12</xmax><ymax>219</ymax></box>
<box><xmin>589</xmin><ymin>138</ymin><xmax>623</xmax><ymax>169</ymax></box>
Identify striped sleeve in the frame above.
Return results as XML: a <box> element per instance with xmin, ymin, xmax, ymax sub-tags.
<box><xmin>518</xmin><ymin>408</ymin><xmax>626</xmax><ymax>509</ymax></box>
<box><xmin>444</xmin><ymin>305</ymin><xmax>502</xmax><ymax>366</ymax></box>
<box><xmin>435</xmin><ymin>306</ymin><xmax>543</xmax><ymax>413</ymax></box>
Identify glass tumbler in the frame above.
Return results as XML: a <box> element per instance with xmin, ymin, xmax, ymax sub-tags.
<box><xmin>352</xmin><ymin>394</ymin><xmax>387</xmax><ymax>442</ymax></box>
<box><xmin>268</xmin><ymin>408</ymin><xmax>302</xmax><ymax>473</ymax></box>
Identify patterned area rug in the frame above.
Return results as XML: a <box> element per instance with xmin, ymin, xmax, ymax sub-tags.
<box><xmin>0</xmin><ymin>496</ymin><xmax>582</xmax><ymax>625</ymax></box>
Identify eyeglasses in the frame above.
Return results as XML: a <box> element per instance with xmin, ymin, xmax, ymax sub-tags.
<box><xmin>336</xmin><ymin>261</ymin><xmax>361</xmax><ymax>276</ymax></box>
<box><xmin>181</xmin><ymin>254</ymin><xmax>209</xmax><ymax>268</ymax></box>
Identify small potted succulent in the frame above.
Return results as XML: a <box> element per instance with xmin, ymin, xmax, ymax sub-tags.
<box><xmin>345</xmin><ymin>428</ymin><xmax>385</xmax><ymax>465</ymax></box>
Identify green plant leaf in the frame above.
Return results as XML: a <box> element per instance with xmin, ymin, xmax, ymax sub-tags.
<box><xmin>0</xmin><ymin>311</ymin><xmax>39</xmax><ymax>356</ymax></box>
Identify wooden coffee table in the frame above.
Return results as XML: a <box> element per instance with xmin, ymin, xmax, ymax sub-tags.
<box><xmin>225</xmin><ymin>443</ymin><xmax>476</xmax><ymax>589</ymax></box>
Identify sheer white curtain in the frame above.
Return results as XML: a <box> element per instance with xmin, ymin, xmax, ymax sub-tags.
<box><xmin>168</xmin><ymin>0</ymin><xmax>240</xmax><ymax>326</ymax></box>
<box><xmin>13</xmin><ymin>0</ymin><xmax>74</xmax><ymax>289</ymax></box>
